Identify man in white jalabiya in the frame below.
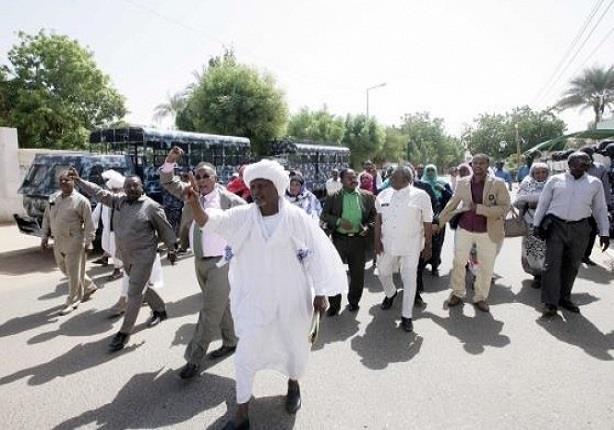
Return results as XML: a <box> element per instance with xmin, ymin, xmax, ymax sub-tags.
<box><xmin>187</xmin><ymin>159</ymin><xmax>347</xmax><ymax>430</ymax></box>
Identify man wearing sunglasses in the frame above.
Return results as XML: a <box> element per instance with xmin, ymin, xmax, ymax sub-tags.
<box><xmin>160</xmin><ymin>146</ymin><xmax>246</xmax><ymax>379</ymax></box>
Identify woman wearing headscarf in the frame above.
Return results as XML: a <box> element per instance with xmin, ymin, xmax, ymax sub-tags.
<box><xmin>421</xmin><ymin>164</ymin><xmax>453</xmax><ymax>276</ymax></box>
<box><xmin>359</xmin><ymin>171</ymin><xmax>374</xmax><ymax>193</ymax></box>
<box><xmin>513</xmin><ymin>162</ymin><xmax>550</xmax><ymax>288</ymax></box>
<box><xmin>285</xmin><ymin>172</ymin><xmax>322</xmax><ymax>223</ymax></box>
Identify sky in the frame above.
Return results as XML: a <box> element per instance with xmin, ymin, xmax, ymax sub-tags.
<box><xmin>2</xmin><ymin>0</ymin><xmax>614</xmax><ymax>138</ymax></box>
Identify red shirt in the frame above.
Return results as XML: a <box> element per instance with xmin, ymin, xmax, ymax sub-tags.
<box><xmin>458</xmin><ymin>177</ymin><xmax>488</xmax><ymax>233</ymax></box>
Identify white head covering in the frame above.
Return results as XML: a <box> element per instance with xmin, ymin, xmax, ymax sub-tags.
<box><xmin>243</xmin><ymin>159</ymin><xmax>290</xmax><ymax>197</ymax></box>
<box><xmin>102</xmin><ymin>169</ymin><xmax>126</xmax><ymax>190</ymax></box>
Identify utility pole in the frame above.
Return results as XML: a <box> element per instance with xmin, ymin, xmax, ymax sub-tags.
<box><xmin>366</xmin><ymin>83</ymin><xmax>386</xmax><ymax>119</ymax></box>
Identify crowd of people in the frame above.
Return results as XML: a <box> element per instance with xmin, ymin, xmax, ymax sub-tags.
<box><xmin>39</xmin><ymin>145</ymin><xmax>612</xmax><ymax>429</ymax></box>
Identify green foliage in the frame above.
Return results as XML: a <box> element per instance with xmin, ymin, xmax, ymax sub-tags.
<box><xmin>374</xmin><ymin>125</ymin><xmax>407</xmax><ymax>165</ymax></box>
<box><xmin>177</xmin><ymin>51</ymin><xmax>288</xmax><ymax>156</ymax></box>
<box><xmin>1</xmin><ymin>30</ymin><xmax>126</xmax><ymax>149</ymax></box>
<box><xmin>287</xmin><ymin>106</ymin><xmax>345</xmax><ymax>145</ymax></box>
<box><xmin>462</xmin><ymin>106</ymin><xmax>567</xmax><ymax>158</ymax></box>
<box><xmin>341</xmin><ymin>114</ymin><xmax>385</xmax><ymax>168</ymax></box>
<box><xmin>395</xmin><ymin>112</ymin><xmax>464</xmax><ymax>169</ymax></box>
<box><xmin>556</xmin><ymin>65</ymin><xmax>614</xmax><ymax>128</ymax></box>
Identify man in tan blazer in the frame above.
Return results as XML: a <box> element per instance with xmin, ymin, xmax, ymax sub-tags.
<box><xmin>437</xmin><ymin>154</ymin><xmax>510</xmax><ymax>312</ymax></box>
<box><xmin>41</xmin><ymin>171</ymin><xmax>97</xmax><ymax>315</ymax></box>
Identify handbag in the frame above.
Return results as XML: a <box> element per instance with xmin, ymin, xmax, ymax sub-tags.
<box><xmin>505</xmin><ymin>207</ymin><xmax>529</xmax><ymax>238</ymax></box>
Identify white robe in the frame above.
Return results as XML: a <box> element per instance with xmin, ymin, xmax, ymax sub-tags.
<box><xmin>91</xmin><ymin>203</ymin><xmax>120</xmax><ymax>267</ymax></box>
<box><xmin>204</xmin><ymin>199</ymin><xmax>347</xmax><ymax>402</ymax></box>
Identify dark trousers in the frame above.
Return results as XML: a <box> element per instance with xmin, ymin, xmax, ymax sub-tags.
<box><xmin>541</xmin><ymin>218</ymin><xmax>591</xmax><ymax>306</ymax></box>
<box><xmin>417</xmin><ymin>226</ymin><xmax>446</xmax><ymax>293</ymax></box>
<box><xmin>329</xmin><ymin>234</ymin><xmax>367</xmax><ymax>309</ymax></box>
<box><xmin>583</xmin><ymin>217</ymin><xmax>598</xmax><ymax>259</ymax></box>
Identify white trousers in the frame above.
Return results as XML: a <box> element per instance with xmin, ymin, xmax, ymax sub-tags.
<box><xmin>377</xmin><ymin>250</ymin><xmax>421</xmax><ymax>319</ymax></box>
<box><xmin>451</xmin><ymin>228</ymin><xmax>498</xmax><ymax>302</ymax></box>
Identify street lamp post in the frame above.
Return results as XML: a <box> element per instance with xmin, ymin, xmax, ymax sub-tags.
<box><xmin>366</xmin><ymin>83</ymin><xmax>386</xmax><ymax>119</ymax></box>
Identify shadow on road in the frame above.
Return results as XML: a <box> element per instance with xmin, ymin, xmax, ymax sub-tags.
<box><xmin>537</xmin><ymin>312</ymin><xmax>614</xmax><ymax>361</ymax></box>
<box><xmin>576</xmin><ymin>264</ymin><xmax>613</xmax><ymax>285</ymax></box>
<box><xmin>206</xmin><ymin>395</ymin><xmax>296</xmax><ymax>430</ymax></box>
<box><xmin>0</xmin><ymin>246</ymin><xmax>57</xmax><ymax>276</ymax></box>
<box><xmin>167</xmin><ymin>292</ymin><xmax>202</xmax><ymax>320</ymax></box>
<box><xmin>0</xmin><ymin>304</ymin><xmax>63</xmax><ymax>338</ymax></box>
<box><xmin>52</xmin><ymin>368</ymin><xmax>236</xmax><ymax>430</ymax></box>
<box><xmin>312</xmin><ymin>309</ymin><xmax>360</xmax><ymax>352</ymax></box>
<box><xmin>0</xmin><ymin>337</ymin><xmax>142</xmax><ymax>386</ymax></box>
<box><xmin>350</xmin><ymin>302</ymin><xmax>423</xmax><ymax>370</ymax></box>
<box><xmin>423</xmin><ymin>306</ymin><xmax>510</xmax><ymax>355</ymax></box>
<box><xmin>171</xmin><ymin>322</ymin><xmax>196</xmax><ymax>347</ymax></box>
<box><xmin>27</xmin><ymin>307</ymin><xmax>116</xmax><ymax>345</ymax></box>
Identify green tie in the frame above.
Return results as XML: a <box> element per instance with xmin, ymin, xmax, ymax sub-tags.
<box><xmin>192</xmin><ymin>223</ymin><xmax>203</xmax><ymax>258</ymax></box>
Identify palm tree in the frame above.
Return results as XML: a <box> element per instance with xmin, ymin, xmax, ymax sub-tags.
<box><xmin>152</xmin><ymin>91</ymin><xmax>187</xmax><ymax>126</ymax></box>
<box><xmin>556</xmin><ymin>65</ymin><xmax>614</xmax><ymax>128</ymax></box>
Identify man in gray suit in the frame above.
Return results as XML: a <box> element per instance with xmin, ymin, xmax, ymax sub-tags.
<box><xmin>161</xmin><ymin>147</ymin><xmax>246</xmax><ymax>379</ymax></box>
<box><xmin>69</xmin><ymin>169</ymin><xmax>177</xmax><ymax>352</ymax></box>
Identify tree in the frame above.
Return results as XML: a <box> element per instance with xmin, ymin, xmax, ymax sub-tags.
<box><xmin>153</xmin><ymin>91</ymin><xmax>187</xmax><ymax>126</ymax></box>
<box><xmin>1</xmin><ymin>30</ymin><xmax>126</xmax><ymax>149</ymax></box>
<box><xmin>462</xmin><ymin>106</ymin><xmax>567</xmax><ymax>158</ymax></box>
<box><xmin>177</xmin><ymin>51</ymin><xmax>287</xmax><ymax>155</ymax></box>
<box><xmin>399</xmin><ymin>112</ymin><xmax>464</xmax><ymax>169</ymax></box>
<box><xmin>557</xmin><ymin>65</ymin><xmax>614</xmax><ymax>128</ymax></box>
<box><xmin>287</xmin><ymin>106</ymin><xmax>345</xmax><ymax>145</ymax></box>
<box><xmin>374</xmin><ymin>125</ymin><xmax>407</xmax><ymax>165</ymax></box>
<box><xmin>341</xmin><ymin>114</ymin><xmax>385</xmax><ymax>168</ymax></box>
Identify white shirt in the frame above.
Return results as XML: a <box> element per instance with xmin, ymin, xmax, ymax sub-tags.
<box><xmin>192</xmin><ymin>188</ymin><xmax>228</xmax><ymax>257</ymax></box>
<box><xmin>325</xmin><ymin>178</ymin><xmax>342</xmax><ymax>195</ymax></box>
<box><xmin>533</xmin><ymin>172</ymin><xmax>610</xmax><ymax>236</ymax></box>
<box><xmin>375</xmin><ymin>185</ymin><xmax>433</xmax><ymax>255</ymax></box>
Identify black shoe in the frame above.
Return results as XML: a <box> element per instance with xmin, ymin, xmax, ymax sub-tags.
<box><xmin>559</xmin><ymin>300</ymin><xmax>580</xmax><ymax>313</ymax></box>
<box><xmin>209</xmin><ymin>345</ymin><xmax>237</xmax><ymax>359</ymax></box>
<box><xmin>286</xmin><ymin>383</ymin><xmax>302</xmax><ymax>414</ymax></box>
<box><xmin>542</xmin><ymin>304</ymin><xmax>558</xmax><ymax>317</ymax></box>
<box><xmin>401</xmin><ymin>317</ymin><xmax>413</xmax><ymax>332</ymax></box>
<box><xmin>531</xmin><ymin>276</ymin><xmax>541</xmax><ymax>289</ymax></box>
<box><xmin>179</xmin><ymin>362</ymin><xmax>200</xmax><ymax>379</ymax></box>
<box><xmin>92</xmin><ymin>256</ymin><xmax>109</xmax><ymax>266</ymax></box>
<box><xmin>431</xmin><ymin>268</ymin><xmax>440</xmax><ymax>277</ymax></box>
<box><xmin>414</xmin><ymin>293</ymin><xmax>425</xmax><ymax>307</ymax></box>
<box><xmin>146</xmin><ymin>310</ymin><xmax>167</xmax><ymax>327</ymax></box>
<box><xmin>222</xmin><ymin>419</ymin><xmax>250</xmax><ymax>430</ymax></box>
<box><xmin>348</xmin><ymin>303</ymin><xmax>360</xmax><ymax>313</ymax></box>
<box><xmin>326</xmin><ymin>306</ymin><xmax>340</xmax><ymax>317</ymax></box>
<box><xmin>381</xmin><ymin>292</ymin><xmax>397</xmax><ymax>310</ymax></box>
<box><xmin>109</xmin><ymin>332</ymin><xmax>130</xmax><ymax>352</ymax></box>
<box><xmin>582</xmin><ymin>257</ymin><xmax>597</xmax><ymax>266</ymax></box>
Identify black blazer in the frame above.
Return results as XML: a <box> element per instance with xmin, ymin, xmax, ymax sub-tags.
<box><xmin>320</xmin><ymin>188</ymin><xmax>377</xmax><ymax>234</ymax></box>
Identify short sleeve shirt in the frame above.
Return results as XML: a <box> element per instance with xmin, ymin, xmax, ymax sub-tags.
<box><xmin>375</xmin><ymin>185</ymin><xmax>433</xmax><ymax>255</ymax></box>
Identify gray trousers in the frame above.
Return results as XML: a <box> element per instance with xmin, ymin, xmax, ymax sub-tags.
<box><xmin>120</xmin><ymin>259</ymin><xmax>165</xmax><ymax>334</ymax></box>
<box><xmin>184</xmin><ymin>257</ymin><xmax>237</xmax><ymax>364</ymax></box>
<box><xmin>541</xmin><ymin>217</ymin><xmax>591</xmax><ymax>306</ymax></box>
<box><xmin>53</xmin><ymin>247</ymin><xmax>94</xmax><ymax>306</ymax></box>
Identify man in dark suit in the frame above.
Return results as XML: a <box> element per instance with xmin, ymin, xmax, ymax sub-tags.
<box><xmin>321</xmin><ymin>168</ymin><xmax>376</xmax><ymax>315</ymax></box>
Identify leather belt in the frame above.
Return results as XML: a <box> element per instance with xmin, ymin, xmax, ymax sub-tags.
<box><xmin>333</xmin><ymin>232</ymin><xmax>360</xmax><ymax>238</ymax></box>
<box><xmin>201</xmin><ymin>255</ymin><xmax>222</xmax><ymax>260</ymax></box>
<box><xmin>551</xmin><ymin>215</ymin><xmax>590</xmax><ymax>225</ymax></box>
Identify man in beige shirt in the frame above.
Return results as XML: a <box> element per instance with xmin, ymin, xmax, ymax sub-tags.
<box><xmin>41</xmin><ymin>171</ymin><xmax>97</xmax><ymax>316</ymax></box>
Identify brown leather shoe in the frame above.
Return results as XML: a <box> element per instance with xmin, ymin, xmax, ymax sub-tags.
<box><xmin>447</xmin><ymin>295</ymin><xmax>462</xmax><ymax>307</ymax></box>
<box><xmin>475</xmin><ymin>300</ymin><xmax>490</xmax><ymax>312</ymax></box>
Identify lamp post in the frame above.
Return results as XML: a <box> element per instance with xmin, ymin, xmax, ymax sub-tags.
<box><xmin>366</xmin><ymin>83</ymin><xmax>386</xmax><ymax>119</ymax></box>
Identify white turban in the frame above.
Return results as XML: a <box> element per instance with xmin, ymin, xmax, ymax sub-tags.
<box><xmin>102</xmin><ymin>169</ymin><xmax>126</xmax><ymax>190</ymax></box>
<box><xmin>243</xmin><ymin>159</ymin><xmax>290</xmax><ymax>197</ymax></box>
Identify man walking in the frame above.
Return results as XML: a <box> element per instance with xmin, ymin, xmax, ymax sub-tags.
<box><xmin>437</xmin><ymin>154</ymin><xmax>510</xmax><ymax>312</ymax></box>
<box><xmin>160</xmin><ymin>147</ymin><xmax>245</xmax><ymax>379</ymax></box>
<box><xmin>533</xmin><ymin>152</ymin><xmax>610</xmax><ymax>317</ymax></box>
<box><xmin>375</xmin><ymin>166</ymin><xmax>433</xmax><ymax>332</ymax></box>
<box><xmin>69</xmin><ymin>169</ymin><xmax>177</xmax><ymax>352</ymax></box>
<box><xmin>187</xmin><ymin>159</ymin><xmax>347</xmax><ymax>429</ymax></box>
<box><xmin>321</xmin><ymin>168</ymin><xmax>376</xmax><ymax>315</ymax></box>
<box><xmin>41</xmin><ymin>171</ymin><xmax>97</xmax><ymax>315</ymax></box>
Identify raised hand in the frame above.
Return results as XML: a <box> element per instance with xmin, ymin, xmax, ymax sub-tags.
<box><xmin>165</xmin><ymin>146</ymin><xmax>185</xmax><ymax>164</ymax></box>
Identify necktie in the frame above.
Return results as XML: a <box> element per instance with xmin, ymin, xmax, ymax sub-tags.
<box><xmin>192</xmin><ymin>196</ymin><xmax>205</xmax><ymax>258</ymax></box>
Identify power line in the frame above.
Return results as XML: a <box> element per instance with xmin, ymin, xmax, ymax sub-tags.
<box><xmin>532</xmin><ymin>0</ymin><xmax>604</xmax><ymax>104</ymax></box>
<box><xmin>571</xmin><ymin>24</ymin><xmax>614</xmax><ymax>76</ymax></box>
<box><xmin>538</xmin><ymin>0</ymin><xmax>614</xmax><ymax>105</ymax></box>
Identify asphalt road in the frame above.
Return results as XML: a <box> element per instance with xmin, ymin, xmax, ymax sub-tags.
<box><xmin>1</xmin><ymin>223</ymin><xmax>613</xmax><ymax>429</ymax></box>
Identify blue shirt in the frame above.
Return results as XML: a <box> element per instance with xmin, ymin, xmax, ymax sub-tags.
<box><xmin>517</xmin><ymin>165</ymin><xmax>530</xmax><ymax>182</ymax></box>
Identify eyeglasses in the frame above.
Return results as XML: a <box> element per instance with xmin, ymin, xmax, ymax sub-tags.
<box><xmin>194</xmin><ymin>174</ymin><xmax>211</xmax><ymax>180</ymax></box>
